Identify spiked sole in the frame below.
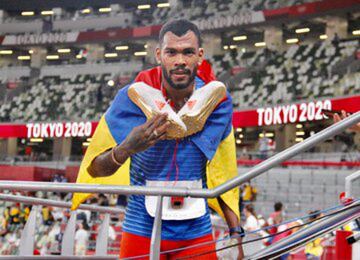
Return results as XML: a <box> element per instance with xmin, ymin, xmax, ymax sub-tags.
<box><xmin>180</xmin><ymin>85</ymin><xmax>226</xmax><ymax>137</ymax></box>
<box><xmin>128</xmin><ymin>85</ymin><xmax>187</xmax><ymax>139</ymax></box>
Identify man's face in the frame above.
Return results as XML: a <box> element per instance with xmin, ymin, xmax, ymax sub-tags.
<box><xmin>156</xmin><ymin>30</ymin><xmax>203</xmax><ymax>90</ymax></box>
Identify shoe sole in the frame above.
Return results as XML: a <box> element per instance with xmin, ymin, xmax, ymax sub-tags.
<box><xmin>180</xmin><ymin>86</ymin><xmax>226</xmax><ymax>137</ymax></box>
<box><xmin>128</xmin><ymin>87</ymin><xmax>187</xmax><ymax>139</ymax></box>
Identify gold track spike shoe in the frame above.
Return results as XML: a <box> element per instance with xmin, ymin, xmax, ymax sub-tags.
<box><xmin>178</xmin><ymin>81</ymin><xmax>226</xmax><ymax>137</ymax></box>
<box><xmin>128</xmin><ymin>82</ymin><xmax>187</xmax><ymax>139</ymax></box>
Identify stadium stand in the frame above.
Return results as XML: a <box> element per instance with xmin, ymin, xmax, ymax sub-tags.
<box><xmin>0</xmin><ymin>62</ymin><xmax>142</xmax><ymax>122</ymax></box>
<box><xmin>0</xmin><ymin>0</ymin><xmax>317</xmax><ymax>34</ymax></box>
<box><xmin>242</xmin><ymin>168</ymin><xmax>360</xmax><ymax>219</ymax></box>
<box><xmin>213</xmin><ymin>39</ymin><xmax>360</xmax><ymax>109</ymax></box>
<box><xmin>1</xmin><ymin>38</ymin><xmax>358</xmax><ymax>121</ymax></box>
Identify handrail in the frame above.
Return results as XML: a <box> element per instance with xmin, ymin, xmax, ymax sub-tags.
<box><xmin>0</xmin><ymin>193</ymin><xmax>124</xmax><ymax>214</ymax></box>
<box><xmin>345</xmin><ymin>170</ymin><xmax>360</xmax><ymax>198</ymax></box>
<box><xmin>0</xmin><ymin>111</ymin><xmax>358</xmax><ymax>198</ymax></box>
<box><xmin>247</xmin><ymin>201</ymin><xmax>360</xmax><ymax>259</ymax></box>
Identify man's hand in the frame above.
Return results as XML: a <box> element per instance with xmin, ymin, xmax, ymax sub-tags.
<box><xmin>334</xmin><ymin>110</ymin><xmax>360</xmax><ymax>132</ymax></box>
<box><xmin>218</xmin><ymin>197</ymin><xmax>244</xmax><ymax>259</ymax></box>
<box><xmin>121</xmin><ymin>113</ymin><xmax>170</xmax><ymax>155</ymax></box>
<box><xmin>88</xmin><ymin>114</ymin><xmax>170</xmax><ymax>178</ymax></box>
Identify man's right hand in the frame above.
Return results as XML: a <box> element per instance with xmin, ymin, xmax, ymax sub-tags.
<box><xmin>121</xmin><ymin>113</ymin><xmax>170</xmax><ymax>155</ymax></box>
<box><xmin>88</xmin><ymin>113</ymin><xmax>170</xmax><ymax>178</ymax></box>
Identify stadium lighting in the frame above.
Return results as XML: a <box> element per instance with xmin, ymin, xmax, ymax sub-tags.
<box><xmin>0</xmin><ymin>50</ymin><xmax>13</xmax><ymax>55</ymax></box>
<box><xmin>223</xmin><ymin>45</ymin><xmax>229</xmax><ymax>50</ymax></box>
<box><xmin>99</xmin><ymin>7</ymin><xmax>112</xmax><ymax>13</ymax></box>
<box><xmin>233</xmin><ymin>35</ymin><xmax>247</xmax><ymax>41</ymax></box>
<box><xmin>21</xmin><ymin>11</ymin><xmax>35</xmax><ymax>16</ymax></box>
<box><xmin>259</xmin><ymin>133</ymin><xmax>264</xmax><ymax>138</ymax></box>
<box><xmin>144</xmin><ymin>44</ymin><xmax>148</xmax><ymax>49</ymax></box>
<box><xmin>157</xmin><ymin>3</ymin><xmax>170</xmax><ymax>8</ymax></box>
<box><xmin>319</xmin><ymin>34</ymin><xmax>328</xmax><ymax>40</ymax></box>
<box><xmin>57</xmin><ymin>48</ymin><xmax>71</xmax><ymax>53</ymax></box>
<box><xmin>30</xmin><ymin>138</ymin><xmax>44</xmax><ymax>142</ymax></box>
<box><xmin>138</xmin><ymin>4</ymin><xmax>151</xmax><ymax>10</ymax></box>
<box><xmin>104</xmin><ymin>53</ymin><xmax>118</xmax><ymax>58</ymax></box>
<box><xmin>107</xmin><ymin>80</ymin><xmax>115</xmax><ymax>87</ymax></box>
<box><xmin>82</xmin><ymin>142</ymin><xmax>90</xmax><ymax>147</ymax></box>
<box><xmin>17</xmin><ymin>55</ymin><xmax>31</xmax><ymax>60</ymax></box>
<box><xmin>236</xmin><ymin>139</ymin><xmax>242</xmax><ymax>144</ymax></box>
<box><xmin>239</xmin><ymin>134</ymin><xmax>244</xmax><ymax>138</ymax></box>
<box><xmin>254</xmin><ymin>42</ymin><xmax>266</xmax><ymax>47</ymax></box>
<box><xmin>81</xmin><ymin>8</ymin><xmax>91</xmax><ymax>14</ymax></box>
<box><xmin>286</xmin><ymin>38</ymin><xmax>299</xmax><ymax>44</ymax></box>
<box><xmin>296</xmin><ymin>124</ymin><xmax>303</xmax><ymax>129</ymax></box>
<box><xmin>295</xmin><ymin>28</ymin><xmax>310</xmax><ymax>34</ymax></box>
<box><xmin>46</xmin><ymin>55</ymin><xmax>59</xmax><ymax>60</ymax></box>
<box><xmin>295</xmin><ymin>137</ymin><xmax>304</xmax><ymax>142</ymax></box>
<box><xmin>241</xmin><ymin>48</ymin><xmax>246</xmax><ymax>53</ymax></box>
<box><xmin>265</xmin><ymin>132</ymin><xmax>274</xmax><ymax>137</ymax></box>
<box><xmin>229</xmin><ymin>45</ymin><xmax>237</xmax><ymax>49</ymax></box>
<box><xmin>134</xmin><ymin>51</ymin><xmax>147</xmax><ymax>56</ymax></box>
<box><xmin>76</xmin><ymin>54</ymin><xmax>83</xmax><ymax>59</ymax></box>
<box><xmin>296</xmin><ymin>131</ymin><xmax>305</xmax><ymax>136</ymax></box>
<box><xmin>115</xmin><ymin>45</ymin><xmax>129</xmax><ymax>51</ymax></box>
<box><xmin>353</xmin><ymin>30</ymin><xmax>360</xmax><ymax>36</ymax></box>
<box><xmin>41</xmin><ymin>10</ymin><xmax>54</xmax><ymax>15</ymax></box>
<box><xmin>236</xmin><ymin>128</ymin><xmax>242</xmax><ymax>132</ymax></box>
<box><xmin>28</xmin><ymin>50</ymin><xmax>34</xmax><ymax>54</ymax></box>
<box><xmin>86</xmin><ymin>138</ymin><xmax>92</xmax><ymax>142</ymax></box>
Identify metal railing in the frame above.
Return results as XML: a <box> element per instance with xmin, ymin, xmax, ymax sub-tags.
<box><xmin>345</xmin><ymin>170</ymin><xmax>360</xmax><ymax>198</ymax></box>
<box><xmin>0</xmin><ymin>193</ymin><xmax>123</xmax><ymax>258</ymax></box>
<box><xmin>0</xmin><ymin>111</ymin><xmax>359</xmax><ymax>259</ymax></box>
<box><xmin>248</xmin><ymin>200</ymin><xmax>360</xmax><ymax>259</ymax></box>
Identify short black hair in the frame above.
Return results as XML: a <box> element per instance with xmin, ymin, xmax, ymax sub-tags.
<box><xmin>274</xmin><ymin>202</ymin><xmax>283</xmax><ymax>211</ymax></box>
<box><xmin>159</xmin><ymin>19</ymin><xmax>202</xmax><ymax>47</ymax></box>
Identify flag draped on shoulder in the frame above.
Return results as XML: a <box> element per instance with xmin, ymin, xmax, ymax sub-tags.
<box><xmin>71</xmin><ymin>61</ymin><xmax>239</xmax><ymax>221</ymax></box>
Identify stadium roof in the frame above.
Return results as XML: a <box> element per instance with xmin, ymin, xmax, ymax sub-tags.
<box><xmin>0</xmin><ymin>0</ymin><xmax>162</xmax><ymax>11</ymax></box>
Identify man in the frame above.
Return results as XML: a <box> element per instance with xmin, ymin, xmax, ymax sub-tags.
<box><xmin>74</xmin><ymin>19</ymin><xmax>244</xmax><ymax>259</ymax></box>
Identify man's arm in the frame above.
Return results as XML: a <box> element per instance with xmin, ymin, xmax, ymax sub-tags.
<box><xmin>218</xmin><ymin>197</ymin><xmax>245</xmax><ymax>260</ymax></box>
<box><xmin>88</xmin><ymin>114</ymin><xmax>170</xmax><ymax>178</ymax></box>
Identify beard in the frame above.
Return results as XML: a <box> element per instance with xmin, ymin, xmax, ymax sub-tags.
<box><xmin>162</xmin><ymin>65</ymin><xmax>197</xmax><ymax>90</ymax></box>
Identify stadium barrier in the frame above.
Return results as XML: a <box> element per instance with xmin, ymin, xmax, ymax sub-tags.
<box><xmin>0</xmin><ymin>193</ymin><xmax>123</xmax><ymax>257</ymax></box>
<box><xmin>0</xmin><ymin>111</ymin><xmax>359</xmax><ymax>259</ymax></box>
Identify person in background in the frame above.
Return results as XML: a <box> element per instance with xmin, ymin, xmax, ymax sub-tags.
<box><xmin>258</xmin><ymin>131</ymin><xmax>271</xmax><ymax>159</ymax></box>
<box><xmin>267</xmin><ymin>201</ymin><xmax>284</xmax><ymax>235</ymax></box>
<box><xmin>240</xmin><ymin>181</ymin><xmax>258</xmax><ymax>217</ymax></box>
<box><xmin>243</xmin><ymin>204</ymin><xmax>260</xmax><ymax>231</ymax></box>
<box><xmin>242</xmin><ymin>181</ymin><xmax>257</xmax><ymax>203</ymax></box>
<box><xmin>333</xmin><ymin>110</ymin><xmax>360</xmax><ymax>132</ymax></box>
<box><xmin>75</xmin><ymin>222</ymin><xmax>89</xmax><ymax>256</ymax></box>
<box><xmin>271</xmin><ymin>219</ymin><xmax>303</xmax><ymax>260</ymax></box>
<box><xmin>305</xmin><ymin>211</ymin><xmax>324</xmax><ymax>260</ymax></box>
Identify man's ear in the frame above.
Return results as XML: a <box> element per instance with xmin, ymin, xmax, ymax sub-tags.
<box><xmin>155</xmin><ymin>47</ymin><xmax>161</xmax><ymax>64</ymax></box>
<box><xmin>198</xmin><ymin>47</ymin><xmax>204</xmax><ymax>65</ymax></box>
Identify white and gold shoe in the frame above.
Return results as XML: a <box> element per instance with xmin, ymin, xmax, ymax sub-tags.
<box><xmin>128</xmin><ymin>82</ymin><xmax>187</xmax><ymax>139</ymax></box>
<box><xmin>178</xmin><ymin>81</ymin><xmax>226</xmax><ymax>137</ymax></box>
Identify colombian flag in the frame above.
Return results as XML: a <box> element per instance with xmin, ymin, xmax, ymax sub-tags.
<box><xmin>72</xmin><ymin>61</ymin><xmax>240</xmax><ymax>221</ymax></box>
